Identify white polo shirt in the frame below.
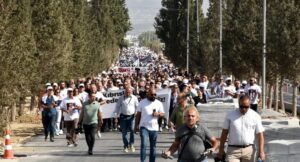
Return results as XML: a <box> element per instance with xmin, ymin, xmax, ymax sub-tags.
<box><xmin>223</xmin><ymin>108</ymin><xmax>264</xmax><ymax>145</ymax></box>
<box><xmin>137</xmin><ymin>98</ymin><xmax>164</xmax><ymax>131</ymax></box>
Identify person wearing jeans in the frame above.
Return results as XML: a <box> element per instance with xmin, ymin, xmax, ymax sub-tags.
<box><xmin>140</xmin><ymin>127</ymin><xmax>158</xmax><ymax>162</ymax></box>
<box><xmin>116</xmin><ymin>87</ymin><xmax>139</xmax><ymax>152</ymax></box>
<box><xmin>120</xmin><ymin>114</ymin><xmax>135</xmax><ymax>151</ymax></box>
<box><xmin>41</xmin><ymin>86</ymin><xmax>58</xmax><ymax>142</ymax></box>
<box><xmin>135</xmin><ymin>88</ymin><xmax>165</xmax><ymax>162</ymax></box>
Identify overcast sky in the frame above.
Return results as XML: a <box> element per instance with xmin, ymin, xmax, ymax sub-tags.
<box><xmin>126</xmin><ymin>0</ymin><xmax>209</xmax><ymax>35</ymax></box>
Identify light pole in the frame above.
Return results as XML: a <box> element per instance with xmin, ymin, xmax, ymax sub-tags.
<box><xmin>262</xmin><ymin>0</ymin><xmax>267</xmax><ymax>109</ymax></box>
<box><xmin>196</xmin><ymin>0</ymin><xmax>199</xmax><ymax>42</ymax></box>
<box><xmin>219</xmin><ymin>0</ymin><xmax>223</xmax><ymax>77</ymax></box>
<box><xmin>186</xmin><ymin>0</ymin><xmax>190</xmax><ymax>73</ymax></box>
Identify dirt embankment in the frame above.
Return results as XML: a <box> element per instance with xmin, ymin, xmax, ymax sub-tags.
<box><xmin>0</xmin><ymin>114</ymin><xmax>43</xmax><ymax>153</ymax></box>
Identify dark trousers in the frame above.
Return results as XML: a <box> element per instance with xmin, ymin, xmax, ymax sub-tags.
<box><xmin>83</xmin><ymin>124</ymin><xmax>97</xmax><ymax>152</ymax></box>
<box><xmin>65</xmin><ymin>119</ymin><xmax>78</xmax><ymax>144</ymax></box>
<box><xmin>101</xmin><ymin>118</ymin><xmax>112</xmax><ymax>132</ymax></box>
<box><xmin>158</xmin><ymin>117</ymin><xmax>167</xmax><ymax>128</ymax></box>
<box><xmin>42</xmin><ymin>109</ymin><xmax>57</xmax><ymax>139</ymax></box>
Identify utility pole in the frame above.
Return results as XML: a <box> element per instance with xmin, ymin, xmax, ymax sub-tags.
<box><xmin>196</xmin><ymin>0</ymin><xmax>199</xmax><ymax>42</ymax></box>
<box><xmin>262</xmin><ymin>0</ymin><xmax>267</xmax><ymax>109</ymax></box>
<box><xmin>219</xmin><ymin>0</ymin><xmax>223</xmax><ymax>77</ymax></box>
<box><xmin>186</xmin><ymin>0</ymin><xmax>190</xmax><ymax>73</ymax></box>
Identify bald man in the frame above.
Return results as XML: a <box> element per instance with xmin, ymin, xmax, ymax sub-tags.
<box><xmin>135</xmin><ymin>88</ymin><xmax>165</xmax><ymax>162</ymax></box>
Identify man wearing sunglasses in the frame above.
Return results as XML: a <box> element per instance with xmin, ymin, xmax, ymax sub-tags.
<box><xmin>217</xmin><ymin>95</ymin><xmax>265</xmax><ymax>162</ymax></box>
<box><xmin>134</xmin><ymin>88</ymin><xmax>165</xmax><ymax>162</ymax></box>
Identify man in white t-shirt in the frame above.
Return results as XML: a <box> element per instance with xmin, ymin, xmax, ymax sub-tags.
<box><xmin>134</xmin><ymin>88</ymin><xmax>165</xmax><ymax>162</ymax></box>
<box><xmin>224</xmin><ymin>78</ymin><xmax>236</xmax><ymax>99</ymax></box>
<box><xmin>78</xmin><ymin>83</ymin><xmax>88</xmax><ymax>103</ymax></box>
<box><xmin>107</xmin><ymin>79</ymin><xmax>120</xmax><ymax>91</ymax></box>
<box><xmin>59</xmin><ymin>82</ymin><xmax>68</xmax><ymax>99</ymax></box>
<box><xmin>60</xmin><ymin>88</ymin><xmax>82</xmax><ymax>147</ymax></box>
<box><xmin>244</xmin><ymin>78</ymin><xmax>261</xmax><ymax>112</ymax></box>
<box><xmin>199</xmin><ymin>75</ymin><xmax>209</xmax><ymax>90</ymax></box>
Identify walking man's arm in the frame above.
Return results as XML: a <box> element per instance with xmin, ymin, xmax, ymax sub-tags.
<box><xmin>257</xmin><ymin>132</ymin><xmax>265</xmax><ymax>160</ymax></box>
<box><xmin>217</xmin><ymin>129</ymin><xmax>228</xmax><ymax>159</ymax></box>
<box><xmin>134</xmin><ymin>112</ymin><xmax>141</xmax><ymax>133</ymax></box>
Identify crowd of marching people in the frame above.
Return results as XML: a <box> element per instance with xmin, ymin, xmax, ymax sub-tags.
<box><xmin>38</xmin><ymin>46</ymin><xmax>265</xmax><ymax>162</ymax></box>
<box><xmin>117</xmin><ymin>46</ymin><xmax>157</xmax><ymax>67</ymax></box>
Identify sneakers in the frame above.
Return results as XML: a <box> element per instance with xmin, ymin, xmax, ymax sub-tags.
<box><xmin>165</xmin><ymin>125</ymin><xmax>169</xmax><ymax>130</ymax></box>
<box><xmin>159</xmin><ymin>127</ymin><xmax>163</xmax><ymax>132</ymax></box>
<box><xmin>97</xmin><ymin>130</ymin><xmax>101</xmax><ymax>139</ymax></box>
<box><xmin>50</xmin><ymin>137</ymin><xmax>54</xmax><ymax>142</ymax></box>
<box><xmin>123</xmin><ymin>147</ymin><xmax>129</xmax><ymax>153</ymax></box>
<box><xmin>59</xmin><ymin>130</ymin><xmax>63</xmax><ymax>135</ymax></box>
<box><xmin>129</xmin><ymin>145</ymin><xmax>135</xmax><ymax>152</ymax></box>
<box><xmin>67</xmin><ymin>143</ymin><xmax>75</xmax><ymax>147</ymax></box>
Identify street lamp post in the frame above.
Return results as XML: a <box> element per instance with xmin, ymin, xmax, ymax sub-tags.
<box><xmin>262</xmin><ymin>0</ymin><xmax>267</xmax><ymax>109</ymax></box>
<box><xmin>196</xmin><ymin>0</ymin><xmax>199</xmax><ymax>42</ymax></box>
<box><xmin>186</xmin><ymin>0</ymin><xmax>190</xmax><ymax>73</ymax></box>
<box><xmin>219</xmin><ymin>0</ymin><xmax>223</xmax><ymax>77</ymax></box>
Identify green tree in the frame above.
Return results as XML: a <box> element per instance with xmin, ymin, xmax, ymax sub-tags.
<box><xmin>31</xmin><ymin>0</ymin><xmax>72</xmax><ymax>82</ymax></box>
<box><xmin>155</xmin><ymin>0</ymin><xmax>205</xmax><ymax>73</ymax></box>
<box><xmin>0</xmin><ymin>0</ymin><xmax>37</xmax><ymax>127</ymax></box>
<box><xmin>222</xmin><ymin>0</ymin><xmax>262</xmax><ymax>78</ymax></box>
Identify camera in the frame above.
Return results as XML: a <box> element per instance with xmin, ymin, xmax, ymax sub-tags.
<box><xmin>75</xmin><ymin>126</ymin><xmax>83</xmax><ymax>134</ymax></box>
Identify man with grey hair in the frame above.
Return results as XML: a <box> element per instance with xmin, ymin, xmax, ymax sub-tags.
<box><xmin>116</xmin><ymin>87</ymin><xmax>139</xmax><ymax>153</ymax></box>
<box><xmin>163</xmin><ymin>106</ymin><xmax>218</xmax><ymax>162</ymax></box>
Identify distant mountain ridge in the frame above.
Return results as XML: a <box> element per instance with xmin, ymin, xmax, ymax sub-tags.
<box><xmin>126</xmin><ymin>0</ymin><xmax>162</xmax><ymax>35</ymax></box>
<box><xmin>126</xmin><ymin>0</ymin><xmax>209</xmax><ymax>35</ymax></box>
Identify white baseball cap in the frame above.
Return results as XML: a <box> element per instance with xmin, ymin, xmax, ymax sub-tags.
<box><xmin>226</xmin><ymin>77</ymin><xmax>232</xmax><ymax>81</ymax></box>
<box><xmin>199</xmin><ymin>83</ymin><xmax>206</xmax><ymax>88</ymax></box>
<box><xmin>183</xmin><ymin>79</ymin><xmax>189</xmax><ymax>84</ymax></box>
<box><xmin>47</xmin><ymin>86</ymin><xmax>53</xmax><ymax>90</ymax></box>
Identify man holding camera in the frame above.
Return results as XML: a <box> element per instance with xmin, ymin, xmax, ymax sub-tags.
<box><xmin>163</xmin><ymin>107</ymin><xmax>218</xmax><ymax>162</ymax></box>
<box><xmin>78</xmin><ymin>91</ymin><xmax>103</xmax><ymax>155</ymax></box>
<box><xmin>134</xmin><ymin>88</ymin><xmax>164</xmax><ymax>162</ymax></box>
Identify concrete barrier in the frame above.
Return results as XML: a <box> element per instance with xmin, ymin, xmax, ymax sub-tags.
<box><xmin>266</xmin><ymin>140</ymin><xmax>300</xmax><ymax>162</ymax></box>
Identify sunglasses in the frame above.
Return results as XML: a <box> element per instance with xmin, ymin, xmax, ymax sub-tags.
<box><xmin>149</xmin><ymin>94</ymin><xmax>157</xmax><ymax>97</ymax></box>
<box><xmin>239</xmin><ymin>105</ymin><xmax>250</xmax><ymax>109</ymax></box>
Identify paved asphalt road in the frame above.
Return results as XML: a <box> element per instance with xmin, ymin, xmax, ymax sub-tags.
<box><xmin>12</xmin><ymin>131</ymin><xmax>215</xmax><ymax>162</ymax></box>
<box><xmin>283</xmin><ymin>92</ymin><xmax>300</xmax><ymax>106</ymax></box>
